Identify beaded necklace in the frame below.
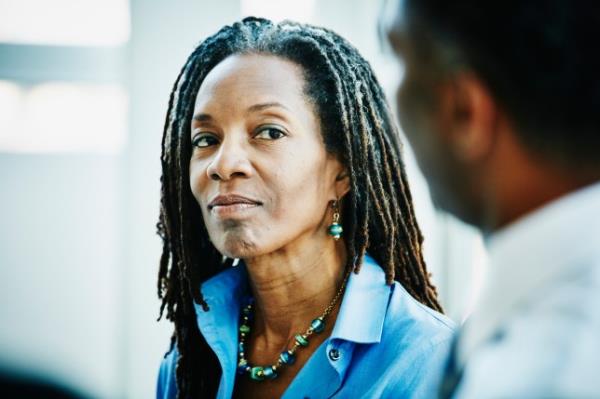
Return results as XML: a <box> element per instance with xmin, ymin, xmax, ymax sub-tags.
<box><xmin>237</xmin><ymin>272</ymin><xmax>349</xmax><ymax>381</ymax></box>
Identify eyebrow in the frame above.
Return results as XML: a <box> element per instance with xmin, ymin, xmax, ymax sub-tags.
<box><xmin>246</xmin><ymin>102</ymin><xmax>289</xmax><ymax>114</ymax></box>
<box><xmin>192</xmin><ymin>113</ymin><xmax>213</xmax><ymax>122</ymax></box>
<box><xmin>192</xmin><ymin>102</ymin><xmax>289</xmax><ymax>122</ymax></box>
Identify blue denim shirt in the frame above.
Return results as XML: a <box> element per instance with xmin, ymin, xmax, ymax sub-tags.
<box><xmin>157</xmin><ymin>254</ymin><xmax>454</xmax><ymax>398</ymax></box>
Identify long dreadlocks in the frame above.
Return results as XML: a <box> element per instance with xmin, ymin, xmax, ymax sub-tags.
<box><xmin>157</xmin><ymin>17</ymin><xmax>443</xmax><ymax>398</ymax></box>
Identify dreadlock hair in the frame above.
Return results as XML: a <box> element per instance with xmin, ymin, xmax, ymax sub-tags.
<box><xmin>157</xmin><ymin>17</ymin><xmax>443</xmax><ymax>398</ymax></box>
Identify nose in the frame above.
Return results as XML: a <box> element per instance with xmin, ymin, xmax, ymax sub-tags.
<box><xmin>206</xmin><ymin>137</ymin><xmax>253</xmax><ymax>181</ymax></box>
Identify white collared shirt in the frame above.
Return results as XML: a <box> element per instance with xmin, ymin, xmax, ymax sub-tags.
<box><xmin>455</xmin><ymin>181</ymin><xmax>600</xmax><ymax>398</ymax></box>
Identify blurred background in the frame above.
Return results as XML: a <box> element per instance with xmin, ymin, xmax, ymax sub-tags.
<box><xmin>0</xmin><ymin>0</ymin><xmax>486</xmax><ymax>397</ymax></box>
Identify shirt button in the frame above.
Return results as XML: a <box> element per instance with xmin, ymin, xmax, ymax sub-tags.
<box><xmin>328</xmin><ymin>348</ymin><xmax>340</xmax><ymax>361</ymax></box>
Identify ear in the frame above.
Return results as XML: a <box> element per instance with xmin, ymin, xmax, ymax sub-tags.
<box><xmin>326</xmin><ymin>152</ymin><xmax>351</xmax><ymax>200</ymax></box>
<box><xmin>335</xmin><ymin>169</ymin><xmax>351</xmax><ymax>199</ymax></box>
<box><xmin>439</xmin><ymin>72</ymin><xmax>499</xmax><ymax>163</ymax></box>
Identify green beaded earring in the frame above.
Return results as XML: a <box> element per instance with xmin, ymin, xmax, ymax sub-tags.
<box><xmin>328</xmin><ymin>200</ymin><xmax>343</xmax><ymax>240</ymax></box>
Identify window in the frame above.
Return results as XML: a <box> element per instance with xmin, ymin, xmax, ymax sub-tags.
<box><xmin>0</xmin><ymin>80</ymin><xmax>127</xmax><ymax>153</ymax></box>
<box><xmin>0</xmin><ymin>0</ymin><xmax>130</xmax><ymax>46</ymax></box>
<box><xmin>0</xmin><ymin>0</ymin><xmax>129</xmax><ymax>153</ymax></box>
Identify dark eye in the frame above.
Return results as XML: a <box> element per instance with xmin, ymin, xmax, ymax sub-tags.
<box><xmin>192</xmin><ymin>133</ymin><xmax>219</xmax><ymax>148</ymax></box>
<box><xmin>254</xmin><ymin>126</ymin><xmax>286</xmax><ymax>140</ymax></box>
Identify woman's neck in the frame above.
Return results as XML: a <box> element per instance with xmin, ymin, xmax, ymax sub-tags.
<box><xmin>243</xmin><ymin>235</ymin><xmax>347</xmax><ymax>350</ymax></box>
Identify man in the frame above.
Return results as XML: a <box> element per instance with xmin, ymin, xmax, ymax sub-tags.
<box><xmin>386</xmin><ymin>0</ymin><xmax>600</xmax><ymax>397</ymax></box>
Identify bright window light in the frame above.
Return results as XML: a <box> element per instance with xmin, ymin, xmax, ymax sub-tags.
<box><xmin>241</xmin><ymin>0</ymin><xmax>317</xmax><ymax>23</ymax></box>
<box><xmin>0</xmin><ymin>80</ymin><xmax>127</xmax><ymax>154</ymax></box>
<box><xmin>0</xmin><ymin>0</ymin><xmax>130</xmax><ymax>46</ymax></box>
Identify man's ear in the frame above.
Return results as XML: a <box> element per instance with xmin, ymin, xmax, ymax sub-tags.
<box><xmin>440</xmin><ymin>72</ymin><xmax>499</xmax><ymax>163</ymax></box>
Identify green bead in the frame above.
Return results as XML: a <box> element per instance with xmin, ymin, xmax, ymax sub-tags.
<box><xmin>250</xmin><ymin>367</ymin><xmax>265</xmax><ymax>381</ymax></box>
<box><xmin>239</xmin><ymin>324</ymin><xmax>250</xmax><ymax>334</ymax></box>
<box><xmin>311</xmin><ymin>318</ymin><xmax>325</xmax><ymax>333</ymax></box>
<box><xmin>328</xmin><ymin>223</ymin><xmax>343</xmax><ymax>237</ymax></box>
<box><xmin>295</xmin><ymin>334</ymin><xmax>309</xmax><ymax>347</ymax></box>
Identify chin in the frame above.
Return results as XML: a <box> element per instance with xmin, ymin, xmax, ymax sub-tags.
<box><xmin>215</xmin><ymin>231</ymin><xmax>260</xmax><ymax>259</ymax></box>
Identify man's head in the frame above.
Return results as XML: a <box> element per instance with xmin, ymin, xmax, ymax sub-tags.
<box><xmin>386</xmin><ymin>0</ymin><xmax>600</xmax><ymax>231</ymax></box>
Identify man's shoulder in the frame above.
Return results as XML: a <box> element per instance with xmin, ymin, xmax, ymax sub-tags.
<box><xmin>522</xmin><ymin>251</ymin><xmax>600</xmax><ymax>320</ymax></box>
<box><xmin>458</xmin><ymin>265</ymin><xmax>600</xmax><ymax>398</ymax></box>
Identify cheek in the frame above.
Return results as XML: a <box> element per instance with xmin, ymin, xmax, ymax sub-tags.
<box><xmin>396</xmin><ymin>75</ymin><xmax>424</xmax><ymax>149</ymax></box>
<box><xmin>397</xmin><ymin>84</ymin><xmax>429</xmax><ymax>166</ymax></box>
<box><xmin>397</xmin><ymin>69</ymin><xmax>428</xmax><ymax>126</ymax></box>
<box><xmin>189</xmin><ymin>160</ymin><xmax>209</xmax><ymax>206</ymax></box>
<box><xmin>264</xmin><ymin>144</ymin><xmax>328</xmax><ymax>221</ymax></box>
<box><xmin>396</xmin><ymin>73</ymin><xmax>443</xmax><ymax>173</ymax></box>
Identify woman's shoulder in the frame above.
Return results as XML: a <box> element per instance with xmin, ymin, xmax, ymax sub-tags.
<box><xmin>337</xmin><ymin>258</ymin><xmax>455</xmax><ymax>398</ymax></box>
<box><xmin>385</xmin><ymin>280</ymin><xmax>455</xmax><ymax>346</ymax></box>
<box><xmin>371</xmin><ymin>280</ymin><xmax>455</xmax><ymax>397</ymax></box>
<box><xmin>361</xmin><ymin>253</ymin><xmax>455</xmax><ymax>344</ymax></box>
<box><xmin>353</xmin><ymin>254</ymin><xmax>455</xmax><ymax>361</ymax></box>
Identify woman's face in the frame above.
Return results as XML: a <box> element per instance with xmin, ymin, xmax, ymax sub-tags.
<box><xmin>190</xmin><ymin>53</ymin><xmax>348</xmax><ymax>259</ymax></box>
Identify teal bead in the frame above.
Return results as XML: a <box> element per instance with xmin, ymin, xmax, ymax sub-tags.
<box><xmin>279</xmin><ymin>350</ymin><xmax>296</xmax><ymax>365</ymax></box>
<box><xmin>262</xmin><ymin>366</ymin><xmax>277</xmax><ymax>379</ymax></box>
<box><xmin>295</xmin><ymin>334</ymin><xmax>309</xmax><ymax>347</ymax></box>
<box><xmin>250</xmin><ymin>367</ymin><xmax>265</xmax><ymax>381</ymax></box>
<box><xmin>239</xmin><ymin>324</ymin><xmax>250</xmax><ymax>334</ymax></box>
<box><xmin>328</xmin><ymin>223</ymin><xmax>343</xmax><ymax>237</ymax></box>
<box><xmin>310</xmin><ymin>318</ymin><xmax>325</xmax><ymax>333</ymax></box>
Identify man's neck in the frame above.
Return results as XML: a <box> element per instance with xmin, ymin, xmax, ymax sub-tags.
<box><xmin>482</xmin><ymin>144</ymin><xmax>600</xmax><ymax>234</ymax></box>
<box><xmin>484</xmin><ymin>172</ymin><xmax>600</xmax><ymax>233</ymax></box>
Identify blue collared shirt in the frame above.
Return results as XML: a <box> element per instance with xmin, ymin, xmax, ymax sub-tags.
<box><xmin>157</xmin><ymin>254</ymin><xmax>454</xmax><ymax>398</ymax></box>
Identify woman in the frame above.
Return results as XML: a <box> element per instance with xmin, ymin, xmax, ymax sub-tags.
<box><xmin>156</xmin><ymin>17</ymin><xmax>453</xmax><ymax>399</ymax></box>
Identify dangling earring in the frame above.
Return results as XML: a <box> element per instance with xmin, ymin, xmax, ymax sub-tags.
<box><xmin>328</xmin><ymin>200</ymin><xmax>343</xmax><ymax>240</ymax></box>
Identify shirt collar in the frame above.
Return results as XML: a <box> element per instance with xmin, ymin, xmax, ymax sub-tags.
<box><xmin>197</xmin><ymin>263</ymin><xmax>249</xmax><ymax>307</ymax></box>
<box><xmin>331</xmin><ymin>253</ymin><xmax>391</xmax><ymax>344</ymax></box>
<box><xmin>460</xmin><ymin>180</ymin><xmax>600</xmax><ymax>363</ymax></box>
<box><xmin>195</xmin><ymin>252</ymin><xmax>392</xmax><ymax>344</ymax></box>
<box><xmin>193</xmin><ymin>264</ymin><xmax>248</xmax><ymax>399</ymax></box>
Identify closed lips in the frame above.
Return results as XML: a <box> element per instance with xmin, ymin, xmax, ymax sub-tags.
<box><xmin>208</xmin><ymin>195</ymin><xmax>262</xmax><ymax>209</ymax></box>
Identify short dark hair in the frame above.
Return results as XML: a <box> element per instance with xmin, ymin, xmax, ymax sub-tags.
<box><xmin>157</xmin><ymin>17</ymin><xmax>443</xmax><ymax>398</ymax></box>
<box><xmin>403</xmin><ymin>0</ymin><xmax>600</xmax><ymax>169</ymax></box>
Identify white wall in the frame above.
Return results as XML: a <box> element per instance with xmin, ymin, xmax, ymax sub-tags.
<box><xmin>0</xmin><ymin>154</ymin><xmax>121</xmax><ymax>398</ymax></box>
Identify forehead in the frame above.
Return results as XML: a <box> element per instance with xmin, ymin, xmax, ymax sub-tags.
<box><xmin>194</xmin><ymin>53</ymin><xmax>307</xmax><ymax>110</ymax></box>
